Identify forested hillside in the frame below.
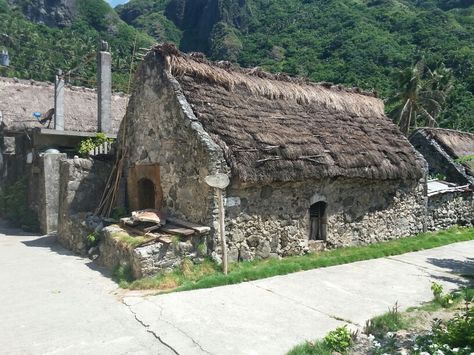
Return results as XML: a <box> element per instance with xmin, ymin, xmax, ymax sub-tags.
<box><xmin>116</xmin><ymin>0</ymin><xmax>474</xmax><ymax>131</ymax></box>
<box><xmin>0</xmin><ymin>0</ymin><xmax>472</xmax><ymax>131</ymax></box>
<box><xmin>0</xmin><ymin>0</ymin><xmax>153</xmax><ymax>91</ymax></box>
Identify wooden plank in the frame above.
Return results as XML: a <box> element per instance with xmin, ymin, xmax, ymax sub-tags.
<box><xmin>166</xmin><ymin>217</ymin><xmax>211</xmax><ymax>234</ymax></box>
<box><xmin>160</xmin><ymin>224</ymin><xmax>195</xmax><ymax>236</ymax></box>
<box><xmin>143</xmin><ymin>224</ymin><xmax>161</xmax><ymax>233</ymax></box>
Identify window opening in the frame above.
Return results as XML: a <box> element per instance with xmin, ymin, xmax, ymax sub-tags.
<box><xmin>309</xmin><ymin>201</ymin><xmax>327</xmax><ymax>240</ymax></box>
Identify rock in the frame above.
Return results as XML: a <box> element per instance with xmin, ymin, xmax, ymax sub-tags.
<box><xmin>256</xmin><ymin>240</ymin><xmax>271</xmax><ymax>259</ymax></box>
<box><xmin>247</xmin><ymin>235</ymin><xmax>260</xmax><ymax>248</ymax></box>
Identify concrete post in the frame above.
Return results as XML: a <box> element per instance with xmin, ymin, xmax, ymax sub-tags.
<box><xmin>97</xmin><ymin>41</ymin><xmax>112</xmax><ymax>134</ymax></box>
<box><xmin>0</xmin><ymin>50</ymin><xmax>9</xmax><ymax>67</ymax></box>
<box><xmin>54</xmin><ymin>69</ymin><xmax>65</xmax><ymax>131</ymax></box>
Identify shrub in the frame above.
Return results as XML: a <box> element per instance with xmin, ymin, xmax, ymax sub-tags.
<box><xmin>77</xmin><ymin>133</ymin><xmax>113</xmax><ymax>157</ymax></box>
<box><xmin>323</xmin><ymin>325</ymin><xmax>353</xmax><ymax>354</ymax></box>
<box><xmin>432</xmin><ymin>302</ymin><xmax>474</xmax><ymax>349</ymax></box>
<box><xmin>86</xmin><ymin>232</ymin><xmax>100</xmax><ymax>248</ymax></box>
<box><xmin>432</xmin><ymin>282</ymin><xmax>455</xmax><ymax>307</ymax></box>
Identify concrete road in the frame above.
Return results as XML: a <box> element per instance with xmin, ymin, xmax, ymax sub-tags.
<box><xmin>124</xmin><ymin>240</ymin><xmax>474</xmax><ymax>355</ymax></box>
<box><xmin>1</xmin><ymin>220</ymin><xmax>472</xmax><ymax>355</ymax></box>
<box><xmin>0</xmin><ymin>222</ymin><xmax>173</xmax><ymax>355</ymax></box>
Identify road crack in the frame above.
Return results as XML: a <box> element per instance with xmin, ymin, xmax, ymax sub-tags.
<box><xmin>152</xmin><ymin>301</ymin><xmax>215</xmax><ymax>355</ymax></box>
<box><xmin>123</xmin><ymin>299</ymin><xmax>181</xmax><ymax>355</ymax></box>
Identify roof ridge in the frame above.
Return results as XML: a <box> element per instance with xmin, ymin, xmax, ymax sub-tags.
<box><xmin>151</xmin><ymin>43</ymin><xmax>379</xmax><ymax>99</ymax></box>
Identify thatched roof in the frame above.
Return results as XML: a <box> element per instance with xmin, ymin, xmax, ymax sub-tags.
<box><xmin>0</xmin><ymin>77</ymin><xmax>127</xmax><ymax>133</ymax></box>
<box><xmin>152</xmin><ymin>44</ymin><xmax>424</xmax><ymax>183</ymax></box>
<box><xmin>415</xmin><ymin>128</ymin><xmax>474</xmax><ymax>173</ymax></box>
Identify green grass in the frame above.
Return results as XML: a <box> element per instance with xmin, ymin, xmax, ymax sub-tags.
<box><xmin>365</xmin><ymin>304</ymin><xmax>410</xmax><ymax>337</ymax></box>
<box><xmin>286</xmin><ymin>340</ymin><xmax>333</xmax><ymax>355</ymax></box>
<box><xmin>120</xmin><ymin>227</ymin><xmax>474</xmax><ymax>292</ymax></box>
<box><xmin>110</xmin><ymin>230</ymin><xmax>155</xmax><ymax>248</ymax></box>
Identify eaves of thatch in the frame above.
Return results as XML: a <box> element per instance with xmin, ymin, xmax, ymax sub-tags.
<box><xmin>413</xmin><ymin>128</ymin><xmax>474</xmax><ymax>176</ymax></box>
<box><xmin>150</xmin><ymin>44</ymin><xmax>424</xmax><ymax>184</ymax></box>
<box><xmin>0</xmin><ymin>77</ymin><xmax>128</xmax><ymax>134</ymax></box>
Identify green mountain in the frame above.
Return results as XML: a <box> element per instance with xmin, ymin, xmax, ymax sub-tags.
<box><xmin>0</xmin><ymin>0</ymin><xmax>153</xmax><ymax>91</ymax></box>
<box><xmin>1</xmin><ymin>0</ymin><xmax>472</xmax><ymax>131</ymax></box>
<box><xmin>116</xmin><ymin>0</ymin><xmax>474</xmax><ymax>131</ymax></box>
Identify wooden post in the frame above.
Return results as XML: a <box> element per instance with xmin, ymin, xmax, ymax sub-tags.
<box><xmin>204</xmin><ymin>173</ymin><xmax>230</xmax><ymax>275</ymax></box>
<box><xmin>216</xmin><ymin>188</ymin><xmax>228</xmax><ymax>275</ymax></box>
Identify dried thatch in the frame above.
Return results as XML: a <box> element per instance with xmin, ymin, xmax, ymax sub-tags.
<box><xmin>0</xmin><ymin>77</ymin><xmax>128</xmax><ymax>133</ymax></box>
<box><xmin>152</xmin><ymin>44</ymin><xmax>424</xmax><ymax>183</ymax></box>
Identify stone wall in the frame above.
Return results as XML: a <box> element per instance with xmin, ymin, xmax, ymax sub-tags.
<box><xmin>119</xmin><ymin>55</ymin><xmax>228</xmax><ymax>229</ymax></box>
<box><xmin>57</xmin><ymin>157</ymin><xmax>111</xmax><ymax>252</ymax></box>
<box><xmin>427</xmin><ymin>191</ymin><xmax>473</xmax><ymax>231</ymax></box>
<box><xmin>224</xmin><ymin>178</ymin><xmax>427</xmax><ymax>261</ymax></box>
<box><xmin>98</xmin><ymin>225</ymin><xmax>206</xmax><ymax>278</ymax></box>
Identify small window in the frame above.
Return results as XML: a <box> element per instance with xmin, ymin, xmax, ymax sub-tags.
<box><xmin>309</xmin><ymin>201</ymin><xmax>327</xmax><ymax>241</ymax></box>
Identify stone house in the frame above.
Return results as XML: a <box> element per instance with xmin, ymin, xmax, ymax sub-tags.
<box><xmin>410</xmin><ymin>128</ymin><xmax>473</xmax><ymax>230</ymax></box>
<box><xmin>0</xmin><ymin>77</ymin><xmax>127</xmax><ymax>233</ymax></box>
<box><xmin>410</xmin><ymin>128</ymin><xmax>474</xmax><ymax>187</ymax></box>
<box><xmin>118</xmin><ymin>44</ymin><xmax>428</xmax><ymax>262</ymax></box>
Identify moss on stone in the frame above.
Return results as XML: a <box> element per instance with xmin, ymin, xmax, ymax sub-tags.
<box><xmin>110</xmin><ymin>230</ymin><xmax>154</xmax><ymax>249</ymax></box>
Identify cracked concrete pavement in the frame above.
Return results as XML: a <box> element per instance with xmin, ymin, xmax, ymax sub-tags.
<box><xmin>0</xmin><ymin>222</ymin><xmax>174</xmax><ymax>355</ymax></box>
<box><xmin>124</xmin><ymin>240</ymin><xmax>473</xmax><ymax>355</ymax></box>
<box><xmin>1</xmin><ymin>219</ymin><xmax>472</xmax><ymax>355</ymax></box>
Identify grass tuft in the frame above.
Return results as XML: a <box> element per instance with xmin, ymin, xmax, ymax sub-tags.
<box><xmin>365</xmin><ymin>303</ymin><xmax>408</xmax><ymax>337</ymax></box>
<box><xmin>286</xmin><ymin>340</ymin><xmax>333</xmax><ymax>355</ymax></box>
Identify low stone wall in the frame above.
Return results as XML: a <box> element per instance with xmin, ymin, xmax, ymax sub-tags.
<box><xmin>56</xmin><ymin>212</ymin><xmax>93</xmax><ymax>255</ymax></box>
<box><xmin>427</xmin><ymin>191</ymin><xmax>473</xmax><ymax>231</ymax></box>
<box><xmin>57</xmin><ymin>157</ymin><xmax>111</xmax><ymax>248</ymax></box>
<box><xmin>97</xmin><ymin>225</ymin><xmax>207</xmax><ymax>278</ymax></box>
<box><xmin>224</xmin><ymin>178</ymin><xmax>426</xmax><ymax>261</ymax></box>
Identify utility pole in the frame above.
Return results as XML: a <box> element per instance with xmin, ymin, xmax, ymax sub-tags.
<box><xmin>97</xmin><ymin>40</ymin><xmax>112</xmax><ymax>134</ymax></box>
<box><xmin>54</xmin><ymin>69</ymin><xmax>64</xmax><ymax>131</ymax></box>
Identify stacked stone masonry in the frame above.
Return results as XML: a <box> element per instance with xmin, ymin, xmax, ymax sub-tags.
<box><xmin>224</xmin><ymin>178</ymin><xmax>428</xmax><ymax>261</ymax></box>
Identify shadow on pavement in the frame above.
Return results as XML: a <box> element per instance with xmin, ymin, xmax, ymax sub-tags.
<box><xmin>21</xmin><ymin>234</ymin><xmax>113</xmax><ymax>279</ymax></box>
<box><xmin>426</xmin><ymin>257</ymin><xmax>474</xmax><ymax>287</ymax></box>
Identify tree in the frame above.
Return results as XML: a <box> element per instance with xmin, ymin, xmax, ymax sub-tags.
<box><xmin>388</xmin><ymin>60</ymin><xmax>452</xmax><ymax>135</ymax></box>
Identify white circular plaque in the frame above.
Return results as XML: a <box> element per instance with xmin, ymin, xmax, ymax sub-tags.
<box><xmin>205</xmin><ymin>173</ymin><xmax>230</xmax><ymax>189</ymax></box>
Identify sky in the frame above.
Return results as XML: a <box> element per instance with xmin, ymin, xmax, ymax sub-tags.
<box><xmin>107</xmin><ymin>0</ymin><xmax>129</xmax><ymax>7</ymax></box>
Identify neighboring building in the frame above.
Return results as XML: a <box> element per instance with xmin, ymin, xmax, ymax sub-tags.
<box><xmin>118</xmin><ymin>44</ymin><xmax>428</xmax><ymax>261</ymax></box>
<box><xmin>410</xmin><ymin>128</ymin><xmax>473</xmax><ymax>231</ymax></box>
<box><xmin>410</xmin><ymin>128</ymin><xmax>474</xmax><ymax>187</ymax></box>
<box><xmin>0</xmin><ymin>77</ymin><xmax>128</xmax><ymax>233</ymax></box>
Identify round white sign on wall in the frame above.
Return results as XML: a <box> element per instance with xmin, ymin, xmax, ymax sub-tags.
<box><xmin>205</xmin><ymin>174</ymin><xmax>230</xmax><ymax>189</ymax></box>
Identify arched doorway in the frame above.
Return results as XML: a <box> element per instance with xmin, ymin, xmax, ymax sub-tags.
<box><xmin>137</xmin><ymin>178</ymin><xmax>155</xmax><ymax>210</ymax></box>
<box><xmin>309</xmin><ymin>201</ymin><xmax>327</xmax><ymax>240</ymax></box>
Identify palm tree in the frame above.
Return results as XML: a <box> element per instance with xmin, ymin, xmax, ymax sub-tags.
<box><xmin>388</xmin><ymin>60</ymin><xmax>452</xmax><ymax>135</ymax></box>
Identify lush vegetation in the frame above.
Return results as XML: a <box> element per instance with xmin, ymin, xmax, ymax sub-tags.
<box><xmin>366</xmin><ymin>284</ymin><xmax>474</xmax><ymax>354</ymax></box>
<box><xmin>288</xmin><ymin>285</ymin><xmax>474</xmax><ymax>354</ymax></box>
<box><xmin>0</xmin><ymin>0</ymin><xmax>153</xmax><ymax>92</ymax></box>
<box><xmin>118</xmin><ymin>0</ymin><xmax>474</xmax><ymax>132</ymax></box>
<box><xmin>116</xmin><ymin>226</ymin><xmax>474</xmax><ymax>291</ymax></box>
<box><xmin>1</xmin><ymin>0</ymin><xmax>473</xmax><ymax>131</ymax></box>
<box><xmin>0</xmin><ymin>177</ymin><xmax>39</xmax><ymax>231</ymax></box>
